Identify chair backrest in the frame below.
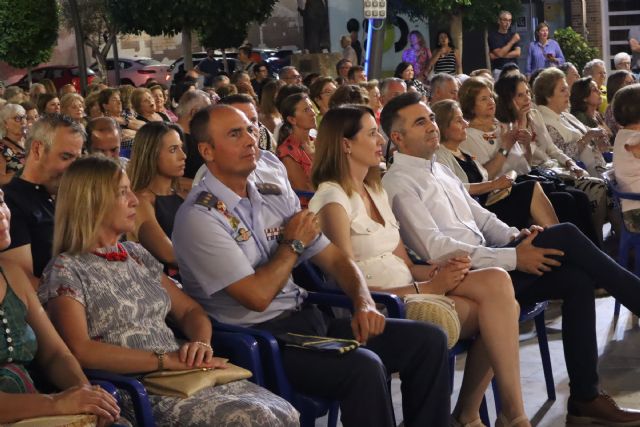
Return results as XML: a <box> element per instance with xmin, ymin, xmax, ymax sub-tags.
<box><xmin>603</xmin><ymin>169</ymin><xmax>640</xmax><ymax>233</ymax></box>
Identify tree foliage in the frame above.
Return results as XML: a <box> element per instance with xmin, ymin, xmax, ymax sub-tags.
<box><xmin>197</xmin><ymin>0</ymin><xmax>277</xmax><ymax>50</ymax></box>
<box><xmin>0</xmin><ymin>0</ymin><xmax>59</xmax><ymax>69</ymax></box>
<box><xmin>554</xmin><ymin>27</ymin><xmax>600</xmax><ymax>74</ymax></box>
<box><xmin>60</xmin><ymin>0</ymin><xmax>117</xmax><ymax>82</ymax></box>
<box><xmin>388</xmin><ymin>0</ymin><xmax>521</xmax><ymax>30</ymax></box>
<box><xmin>107</xmin><ymin>0</ymin><xmax>277</xmax><ymax>69</ymax></box>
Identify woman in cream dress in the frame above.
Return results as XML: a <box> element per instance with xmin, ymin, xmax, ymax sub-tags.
<box><xmin>309</xmin><ymin>105</ymin><xmax>529</xmax><ymax>427</ymax></box>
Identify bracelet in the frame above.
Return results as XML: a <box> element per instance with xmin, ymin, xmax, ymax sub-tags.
<box><xmin>194</xmin><ymin>341</ymin><xmax>212</xmax><ymax>350</ymax></box>
<box><xmin>412</xmin><ymin>281</ymin><xmax>421</xmax><ymax>294</ymax></box>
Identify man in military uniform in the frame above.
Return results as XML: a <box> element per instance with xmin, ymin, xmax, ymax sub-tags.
<box><xmin>172</xmin><ymin>104</ymin><xmax>451</xmax><ymax>426</ymax></box>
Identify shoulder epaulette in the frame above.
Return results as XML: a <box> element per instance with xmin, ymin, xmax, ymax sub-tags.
<box><xmin>194</xmin><ymin>191</ymin><xmax>220</xmax><ymax>210</ymax></box>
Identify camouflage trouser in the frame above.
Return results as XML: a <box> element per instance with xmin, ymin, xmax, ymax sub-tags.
<box><xmin>622</xmin><ymin>208</ymin><xmax>640</xmax><ymax>233</ymax></box>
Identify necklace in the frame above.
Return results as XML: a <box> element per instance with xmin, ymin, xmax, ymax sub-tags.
<box><xmin>92</xmin><ymin>243</ymin><xmax>128</xmax><ymax>261</ymax></box>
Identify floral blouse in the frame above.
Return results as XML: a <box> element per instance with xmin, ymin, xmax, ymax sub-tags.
<box><xmin>0</xmin><ymin>138</ymin><xmax>26</xmax><ymax>175</ymax></box>
<box><xmin>402</xmin><ymin>46</ymin><xmax>432</xmax><ymax>81</ymax></box>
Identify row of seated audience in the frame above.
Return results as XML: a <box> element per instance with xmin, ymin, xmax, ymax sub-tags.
<box><xmin>2</xmin><ymin>53</ymin><xmax>640</xmax><ymax>426</ymax></box>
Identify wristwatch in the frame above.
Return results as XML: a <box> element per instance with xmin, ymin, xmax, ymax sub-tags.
<box><xmin>279</xmin><ymin>239</ymin><xmax>305</xmax><ymax>255</ymax></box>
<box><xmin>497</xmin><ymin>147</ymin><xmax>509</xmax><ymax>157</ymax></box>
<box><xmin>153</xmin><ymin>349</ymin><xmax>166</xmax><ymax>371</ymax></box>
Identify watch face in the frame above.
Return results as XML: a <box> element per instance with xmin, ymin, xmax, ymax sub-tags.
<box><xmin>292</xmin><ymin>240</ymin><xmax>305</xmax><ymax>254</ymax></box>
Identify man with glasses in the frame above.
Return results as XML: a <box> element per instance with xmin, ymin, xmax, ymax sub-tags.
<box><xmin>488</xmin><ymin>11</ymin><xmax>521</xmax><ymax>79</ymax></box>
<box><xmin>279</xmin><ymin>66</ymin><xmax>303</xmax><ymax>85</ymax></box>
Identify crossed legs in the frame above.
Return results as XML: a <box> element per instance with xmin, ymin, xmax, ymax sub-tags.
<box><xmin>448</xmin><ymin>267</ymin><xmax>530</xmax><ymax>426</ymax></box>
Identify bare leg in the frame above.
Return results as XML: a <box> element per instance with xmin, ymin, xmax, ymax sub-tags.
<box><xmin>448</xmin><ymin>268</ymin><xmax>530</xmax><ymax>426</ymax></box>
<box><xmin>450</xmin><ymin>295</ymin><xmax>494</xmax><ymax>423</ymax></box>
<box><xmin>530</xmin><ymin>182</ymin><xmax>559</xmax><ymax>227</ymax></box>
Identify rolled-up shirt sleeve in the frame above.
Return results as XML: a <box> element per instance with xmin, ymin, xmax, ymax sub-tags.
<box><xmin>391</xmin><ymin>189</ymin><xmax>518</xmax><ymax>271</ymax></box>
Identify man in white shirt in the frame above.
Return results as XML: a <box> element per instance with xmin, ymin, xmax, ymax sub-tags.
<box><xmin>380</xmin><ymin>92</ymin><xmax>640</xmax><ymax>426</ymax></box>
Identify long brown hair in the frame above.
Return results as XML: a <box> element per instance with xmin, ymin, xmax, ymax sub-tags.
<box><xmin>311</xmin><ymin>104</ymin><xmax>381</xmax><ymax>196</ymax></box>
<box><xmin>127</xmin><ymin>121</ymin><xmax>185</xmax><ymax>192</ymax></box>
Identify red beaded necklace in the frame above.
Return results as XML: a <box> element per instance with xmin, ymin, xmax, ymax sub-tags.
<box><xmin>92</xmin><ymin>243</ymin><xmax>128</xmax><ymax>262</ymax></box>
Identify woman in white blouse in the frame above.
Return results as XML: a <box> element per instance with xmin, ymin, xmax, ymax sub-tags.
<box><xmin>460</xmin><ymin>75</ymin><xmax>601</xmax><ymax>245</ymax></box>
<box><xmin>309</xmin><ymin>105</ymin><xmax>530</xmax><ymax>427</ymax></box>
<box><xmin>533</xmin><ymin>68</ymin><xmax>608</xmax><ymax>178</ymax></box>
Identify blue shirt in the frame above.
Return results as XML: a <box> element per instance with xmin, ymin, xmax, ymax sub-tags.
<box><xmin>526</xmin><ymin>39</ymin><xmax>565</xmax><ymax>74</ymax></box>
<box><xmin>173</xmin><ymin>151</ymin><xmax>330</xmax><ymax>326</ymax></box>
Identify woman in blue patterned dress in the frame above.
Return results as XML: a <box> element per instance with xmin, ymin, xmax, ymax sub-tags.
<box><xmin>0</xmin><ymin>186</ymin><xmax>121</xmax><ymax>425</ymax></box>
<box><xmin>39</xmin><ymin>155</ymin><xmax>299</xmax><ymax>426</ymax></box>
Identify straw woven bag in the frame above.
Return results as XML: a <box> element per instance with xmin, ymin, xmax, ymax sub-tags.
<box><xmin>2</xmin><ymin>415</ymin><xmax>97</xmax><ymax>427</ymax></box>
<box><xmin>404</xmin><ymin>294</ymin><xmax>461</xmax><ymax>349</ymax></box>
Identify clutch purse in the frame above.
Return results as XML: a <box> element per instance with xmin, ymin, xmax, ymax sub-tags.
<box><xmin>142</xmin><ymin>360</ymin><xmax>252</xmax><ymax>398</ymax></box>
<box><xmin>2</xmin><ymin>415</ymin><xmax>97</xmax><ymax>427</ymax></box>
<box><xmin>275</xmin><ymin>333</ymin><xmax>360</xmax><ymax>355</ymax></box>
<box><xmin>403</xmin><ymin>294</ymin><xmax>461</xmax><ymax>349</ymax></box>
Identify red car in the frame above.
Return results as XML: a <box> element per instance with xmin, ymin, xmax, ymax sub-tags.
<box><xmin>15</xmin><ymin>65</ymin><xmax>96</xmax><ymax>92</ymax></box>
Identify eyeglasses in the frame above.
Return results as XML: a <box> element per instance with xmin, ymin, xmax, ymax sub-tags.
<box><xmin>11</xmin><ymin>115</ymin><xmax>26</xmax><ymax>122</ymax></box>
<box><xmin>321</xmin><ymin>90</ymin><xmax>335</xmax><ymax>96</ymax></box>
<box><xmin>500</xmin><ymin>18</ymin><xmax>513</xmax><ymax>22</ymax></box>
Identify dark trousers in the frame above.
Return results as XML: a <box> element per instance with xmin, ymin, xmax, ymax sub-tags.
<box><xmin>506</xmin><ymin>223</ymin><xmax>640</xmax><ymax>399</ymax></box>
<box><xmin>255</xmin><ymin>306</ymin><xmax>451</xmax><ymax>427</ymax></box>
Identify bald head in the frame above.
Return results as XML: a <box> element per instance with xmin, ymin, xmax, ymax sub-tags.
<box><xmin>86</xmin><ymin>117</ymin><xmax>121</xmax><ymax>159</ymax></box>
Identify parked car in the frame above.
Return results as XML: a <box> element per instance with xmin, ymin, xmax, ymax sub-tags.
<box><xmin>168</xmin><ymin>52</ymin><xmax>240</xmax><ymax>84</ymax></box>
<box><xmin>15</xmin><ymin>66</ymin><xmax>96</xmax><ymax>92</ymax></box>
<box><xmin>90</xmin><ymin>57</ymin><xmax>171</xmax><ymax>87</ymax></box>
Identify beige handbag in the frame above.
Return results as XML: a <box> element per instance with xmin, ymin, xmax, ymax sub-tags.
<box><xmin>2</xmin><ymin>415</ymin><xmax>97</xmax><ymax>427</ymax></box>
<box><xmin>404</xmin><ymin>294</ymin><xmax>461</xmax><ymax>349</ymax></box>
<box><xmin>142</xmin><ymin>361</ymin><xmax>252</xmax><ymax>398</ymax></box>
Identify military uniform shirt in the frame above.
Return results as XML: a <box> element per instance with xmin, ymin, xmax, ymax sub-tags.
<box><xmin>173</xmin><ymin>151</ymin><xmax>330</xmax><ymax>326</ymax></box>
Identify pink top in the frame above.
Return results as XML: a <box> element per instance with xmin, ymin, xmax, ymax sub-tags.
<box><xmin>276</xmin><ymin>134</ymin><xmax>313</xmax><ymax>177</ymax></box>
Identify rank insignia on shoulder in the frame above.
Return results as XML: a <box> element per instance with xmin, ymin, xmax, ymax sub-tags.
<box><xmin>235</xmin><ymin>228</ymin><xmax>252</xmax><ymax>242</ymax></box>
<box><xmin>194</xmin><ymin>191</ymin><xmax>219</xmax><ymax>210</ymax></box>
<box><xmin>256</xmin><ymin>183</ymin><xmax>281</xmax><ymax>195</ymax></box>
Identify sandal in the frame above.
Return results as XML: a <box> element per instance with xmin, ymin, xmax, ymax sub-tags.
<box><xmin>495</xmin><ymin>413</ymin><xmax>529</xmax><ymax>427</ymax></box>
<box><xmin>451</xmin><ymin>417</ymin><xmax>486</xmax><ymax>427</ymax></box>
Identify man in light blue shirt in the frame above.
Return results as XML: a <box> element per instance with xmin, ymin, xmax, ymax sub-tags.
<box><xmin>380</xmin><ymin>92</ymin><xmax>640</xmax><ymax>425</ymax></box>
<box><xmin>172</xmin><ymin>104</ymin><xmax>451</xmax><ymax>426</ymax></box>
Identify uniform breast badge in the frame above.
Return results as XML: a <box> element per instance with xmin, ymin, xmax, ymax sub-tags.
<box><xmin>256</xmin><ymin>183</ymin><xmax>282</xmax><ymax>195</ymax></box>
<box><xmin>264</xmin><ymin>226</ymin><xmax>283</xmax><ymax>241</ymax></box>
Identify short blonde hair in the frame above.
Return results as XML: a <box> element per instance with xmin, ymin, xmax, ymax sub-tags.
<box><xmin>53</xmin><ymin>155</ymin><xmax>123</xmax><ymax>256</ymax></box>
<box><xmin>533</xmin><ymin>67</ymin><xmax>565</xmax><ymax>105</ymax></box>
<box><xmin>60</xmin><ymin>93</ymin><xmax>84</xmax><ymax>115</ymax></box>
<box><xmin>131</xmin><ymin>87</ymin><xmax>152</xmax><ymax>114</ymax></box>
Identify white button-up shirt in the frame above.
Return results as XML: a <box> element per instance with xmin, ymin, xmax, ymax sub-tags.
<box><xmin>382</xmin><ymin>152</ymin><xmax>520</xmax><ymax>270</ymax></box>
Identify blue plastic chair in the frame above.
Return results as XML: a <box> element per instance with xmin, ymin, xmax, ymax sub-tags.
<box><xmin>295</xmin><ymin>260</ymin><xmax>555</xmax><ymax>423</ymax></box>
<box><xmin>604</xmin><ymin>170</ymin><xmax>640</xmax><ymax>316</ymax></box>
<box><xmin>213</xmin><ymin>292</ymin><xmax>362</xmax><ymax>427</ymax></box>
<box><xmin>85</xmin><ymin>330</ymin><xmax>263</xmax><ymax>427</ymax></box>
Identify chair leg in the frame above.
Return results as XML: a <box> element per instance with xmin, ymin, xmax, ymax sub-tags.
<box><xmin>327</xmin><ymin>401</ymin><xmax>339</xmax><ymax>427</ymax></box>
<box><xmin>534</xmin><ymin>312</ymin><xmax>556</xmax><ymax>400</ymax></box>
<box><xmin>480</xmin><ymin>395</ymin><xmax>490</xmax><ymax>426</ymax></box>
<box><xmin>491</xmin><ymin>378</ymin><xmax>501</xmax><ymax>418</ymax></box>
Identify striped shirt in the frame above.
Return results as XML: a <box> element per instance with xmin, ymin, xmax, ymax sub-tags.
<box><xmin>433</xmin><ymin>51</ymin><xmax>457</xmax><ymax>75</ymax></box>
